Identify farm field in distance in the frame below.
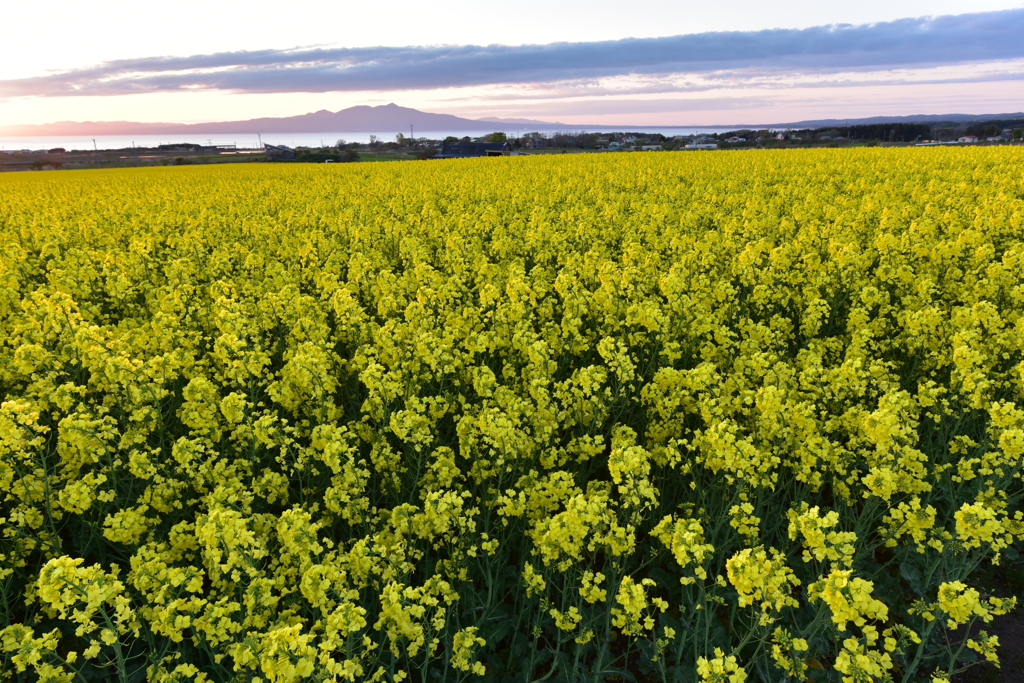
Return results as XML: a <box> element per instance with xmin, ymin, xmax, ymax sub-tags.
<box><xmin>0</xmin><ymin>147</ymin><xmax>269</xmax><ymax>172</ymax></box>
<box><xmin>1</xmin><ymin>148</ymin><xmax>1024</xmax><ymax>683</ymax></box>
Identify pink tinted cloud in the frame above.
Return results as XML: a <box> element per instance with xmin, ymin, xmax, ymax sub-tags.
<box><xmin>2</xmin><ymin>9</ymin><xmax>1023</xmax><ymax>98</ymax></box>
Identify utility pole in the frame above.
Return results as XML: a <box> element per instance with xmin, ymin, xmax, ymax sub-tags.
<box><xmin>93</xmin><ymin>139</ymin><xmax>100</xmax><ymax>169</ymax></box>
<box><xmin>257</xmin><ymin>133</ymin><xmax>262</xmax><ymax>150</ymax></box>
<box><xmin>410</xmin><ymin>124</ymin><xmax>414</xmax><ymax>141</ymax></box>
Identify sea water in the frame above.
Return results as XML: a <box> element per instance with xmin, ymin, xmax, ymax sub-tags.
<box><xmin>1</xmin><ymin>127</ymin><xmax>739</xmax><ymax>152</ymax></box>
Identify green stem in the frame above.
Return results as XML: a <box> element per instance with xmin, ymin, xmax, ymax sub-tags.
<box><xmin>900</xmin><ymin>618</ymin><xmax>940</xmax><ymax>683</ymax></box>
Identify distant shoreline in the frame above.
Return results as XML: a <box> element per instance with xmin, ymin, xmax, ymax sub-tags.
<box><xmin>0</xmin><ymin>128</ymin><xmax>732</xmax><ymax>152</ymax></box>
<box><xmin>4</xmin><ymin>103</ymin><xmax>1022</xmax><ymax>140</ymax></box>
<box><xmin>0</xmin><ymin>125</ymin><xmax>742</xmax><ymax>142</ymax></box>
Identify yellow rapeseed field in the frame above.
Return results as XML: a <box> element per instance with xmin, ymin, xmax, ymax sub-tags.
<box><xmin>1</xmin><ymin>148</ymin><xmax>1023</xmax><ymax>683</ymax></box>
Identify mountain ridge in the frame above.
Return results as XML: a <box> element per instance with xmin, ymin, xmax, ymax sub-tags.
<box><xmin>0</xmin><ymin>103</ymin><xmax>568</xmax><ymax>137</ymax></box>
<box><xmin>751</xmin><ymin>112</ymin><xmax>1024</xmax><ymax>129</ymax></box>
<box><xmin>2</xmin><ymin>104</ymin><xmax>1022</xmax><ymax>138</ymax></box>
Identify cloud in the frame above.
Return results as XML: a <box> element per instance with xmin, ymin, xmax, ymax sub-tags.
<box><xmin>440</xmin><ymin>59</ymin><xmax>1024</xmax><ymax>103</ymax></box>
<box><xmin>3</xmin><ymin>8</ymin><xmax>1023</xmax><ymax>98</ymax></box>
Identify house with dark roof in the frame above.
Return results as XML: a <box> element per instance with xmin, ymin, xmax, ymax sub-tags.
<box><xmin>264</xmin><ymin>143</ymin><xmax>295</xmax><ymax>160</ymax></box>
<box><xmin>433</xmin><ymin>141</ymin><xmax>514</xmax><ymax>158</ymax></box>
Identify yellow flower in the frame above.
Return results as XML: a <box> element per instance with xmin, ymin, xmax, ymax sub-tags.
<box><xmin>549</xmin><ymin>606</ymin><xmax>582</xmax><ymax>631</ymax></box>
<box><xmin>788</xmin><ymin>504</ymin><xmax>857</xmax><ymax>566</ymax></box>
<box><xmin>770</xmin><ymin>628</ymin><xmax>808</xmax><ymax>678</ymax></box>
<box><xmin>966</xmin><ymin>631</ymin><xmax>1000</xmax><ymax>665</ymax></box>
<box><xmin>881</xmin><ymin>497</ymin><xmax>940</xmax><ymax>552</ymax></box>
<box><xmin>611</xmin><ymin>576</ymin><xmax>658</xmax><ymax>636</ymax></box>
<box><xmin>522</xmin><ymin>562</ymin><xmax>546</xmax><ymax>597</ymax></box>
<box><xmin>935</xmin><ymin>581</ymin><xmax>992</xmax><ymax>628</ymax></box>
<box><xmin>451</xmin><ymin>626</ymin><xmax>486</xmax><ymax>675</ymax></box>
<box><xmin>808</xmin><ymin>570</ymin><xmax>888</xmax><ymax>632</ymax></box>
<box><xmin>726</xmin><ymin>547</ymin><xmax>800</xmax><ymax>613</ymax></box>
<box><xmin>833</xmin><ymin>638</ymin><xmax>892</xmax><ymax>683</ymax></box>
<box><xmin>697</xmin><ymin>648</ymin><xmax>747</xmax><ymax>683</ymax></box>
<box><xmin>579</xmin><ymin>571</ymin><xmax>607</xmax><ymax>604</ymax></box>
<box><xmin>728</xmin><ymin>502</ymin><xmax>761</xmax><ymax>542</ymax></box>
<box><xmin>652</xmin><ymin>514</ymin><xmax>714</xmax><ymax>583</ymax></box>
<box><xmin>955</xmin><ymin>501</ymin><xmax>1013</xmax><ymax>551</ymax></box>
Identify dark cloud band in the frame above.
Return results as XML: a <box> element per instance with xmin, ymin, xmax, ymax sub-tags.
<box><xmin>3</xmin><ymin>8</ymin><xmax>1023</xmax><ymax>97</ymax></box>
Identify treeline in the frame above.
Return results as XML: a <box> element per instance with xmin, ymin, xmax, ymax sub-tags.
<box><xmin>155</xmin><ymin>143</ymin><xmax>204</xmax><ymax>151</ymax></box>
<box><xmin>293</xmin><ymin>148</ymin><xmax>360</xmax><ymax>163</ymax></box>
<box><xmin>715</xmin><ymin>119</ymin><xmax>1022</xmax><ymax>144</ymax></box>
<box><xmin>445</xmin><ymin>131</ymin><xmax>670</xmax><ymax>150</ymax></box>
<box><xmin>728</xmin><ymin>123</ymin><xmax>931</xmax><ymax>142</ymax></box>
<box><xmin>965</xmin><ymin>119</ymin><xmax>1024</xmax><ymax>137</ymax></box>
<box><xmin>840</xmin><ymin>123</ymin><xmax>931</xmax><ymax>141</ymax></box>
<box><xmin>276</xmin><ymin>118</ymin><xmax>1024</xmax><ymax>162</ymax></box>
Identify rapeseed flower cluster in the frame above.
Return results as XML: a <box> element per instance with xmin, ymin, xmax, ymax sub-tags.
<box><xmin>2</xmin><ymin>147</ymin><xmax>1023</xmax><ymax>682</ymax></box>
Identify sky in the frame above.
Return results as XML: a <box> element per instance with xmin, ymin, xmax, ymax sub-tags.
<box><xmin>1</xmin><ymin>0</ymin><xmax>1023</xmax><ymax>127</ymax></box>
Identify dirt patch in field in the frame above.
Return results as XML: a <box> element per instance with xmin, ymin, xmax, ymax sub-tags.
<box><xmin>958</xmin><ymin>557</ymin><xmax>1024</xmax><ymax>683</ymax></box>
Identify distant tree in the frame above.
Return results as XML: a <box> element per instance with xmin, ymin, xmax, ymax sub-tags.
<box><xmin>296</xmin><ymin>150</ymin><xmax>330</xmax><ymax>162</ymax></box>
<box><xmin>965</xmin><ymin>123</ymin><xmax>1001</xmax><ymax>138</ymax></box>
<box><xmin>159</xmin><ymin>143</ymin><xmax>202</xmax><ymax>151</ymax></box>
<box><xmin>369</xmin><ymin>135</ymin><xmax>380</xmax><ymax>148</ymax></box>
<box><xmin>486</xmin><ymin>132</ymin><xmax>507</xmax><ymax>143</ymax></box>
<box><xmin>415</xmin><ymin>146</ymin><xmax>438</xmax><ymax>160</ymax></box>
<box><xmin>395</xmin><ymin>133</ymin><xmax>407</xmax><ymax>147</ymax></box>
<box><xmin>932</xmin><ymin>124</ymin><xmax>958</xmax><ymax>142</ymax></box>
<box><xmin>844</xmin><ymin>123</ymin><xmax>930</xmax><ymax>141</ymax></box>
<box><xmin>335</xmin><ymin>139</ymin><xmax>347</xmax><ymax>148</ymax></box>
<box><xmin>443</xmin><ymin>136</ymin><xmax>459</xmax><ymax>145</ymax></box>
<box><xmin>1013</xmin><ymin>129</ymin><xmax>1023</xmax><ymax>140</ymax></box>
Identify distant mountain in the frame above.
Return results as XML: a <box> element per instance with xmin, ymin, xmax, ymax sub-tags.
<box><xmin>476</xmin><ymin>116</ymin><xmax>570</xmax><ymax>127</ymax></box>
<box><xmin>4</xmin><ymin>104</ymin><xmax>1022</xmax><ymax>138</ymax></box>
<box><xmin>0</xmin><ymin>104</ymin><xmax>569</xmax><ymax>137</ymax></box>
<box><xmin>754</xmin><ymin>112</ymin><xmax>1024</xmax><ymax>130</ymax></box>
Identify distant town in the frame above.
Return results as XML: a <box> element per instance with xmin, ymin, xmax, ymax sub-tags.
<box><xmin>3</xmin><ymin>118</ymin><xmax>1021</xmax><ymax>171</ymax></box>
